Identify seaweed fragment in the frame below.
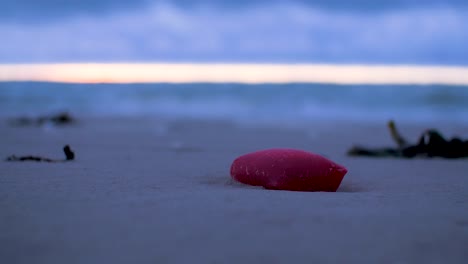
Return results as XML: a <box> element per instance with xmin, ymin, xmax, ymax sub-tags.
<box><xmin>347</xmin><ymin>121</ymin><xmax>468</xmax><ymax>159</ymax></box>
<box><xmin>6</xmin><ymin>145</ymin><xmax>75</xmax><ymax>162</ymax></box>
<box><xmin>9</xmin><ymin>112</ymin><xmax>75</xmax><ymax>127</ymax></box>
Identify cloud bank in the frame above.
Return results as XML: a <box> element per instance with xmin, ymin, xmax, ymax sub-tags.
<box><xmin>2</xmin><ymin>0</ymin><xmax>468</xmax><ymax>22</ymax></box>
<box><xmin>0</xmin><ymin>1</ymin><xmax>467</xmax><ymax>64</ymax></box>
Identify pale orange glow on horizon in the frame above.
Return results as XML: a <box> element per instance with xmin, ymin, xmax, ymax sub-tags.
<box><xmin>1</xmin><ymin>63</ymin><xmax>468</xmax><ymax>85</ymax></box>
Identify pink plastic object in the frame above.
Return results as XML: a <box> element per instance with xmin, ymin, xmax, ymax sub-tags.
<box><xmin>230</xmin><ymin>148</ymin><xmax>347</xmax><ymax>192</ymax></box>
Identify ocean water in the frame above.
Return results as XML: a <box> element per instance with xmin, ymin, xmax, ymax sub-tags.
<box><xmin>1</xmin><ymin>82</ymin><xmax>467</xmax><ymax>125</ymax></box>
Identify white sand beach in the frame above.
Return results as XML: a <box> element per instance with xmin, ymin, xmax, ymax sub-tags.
<box><xmin>1</xmin><ymin>117</ymin><xmax>467</xmax><ymax>264</ymax></box>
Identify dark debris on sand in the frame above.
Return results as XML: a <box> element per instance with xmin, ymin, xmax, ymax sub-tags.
<box><xmin>6</xmin><ymin>145</ymin><xmax>75</xmax><ymax>163</ymax></box>
<box><xmin>8</xmin><ymin>112</ymin><xmax>75</xmax><ymax>127</ymax></box>
<box><xmin>348</xmin><ymin>120</ymin><xmax>468</xmax><ymax>159</ymax></box>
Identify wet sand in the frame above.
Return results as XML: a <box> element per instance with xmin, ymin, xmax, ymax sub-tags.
<box><xmin>1</xmin><ymin>117</ymin><xmax>467</xmax><ymax>263</ymax></box>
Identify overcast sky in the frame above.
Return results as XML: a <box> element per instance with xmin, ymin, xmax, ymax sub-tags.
<box><xmin>1</xmin><ymin>0</ymin><xmax>467</xmax><ymax>65</ymax></box>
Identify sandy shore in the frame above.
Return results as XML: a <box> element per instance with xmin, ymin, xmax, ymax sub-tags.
<box><xmin>1</xmin><ymin>117</ymin><xmax>467</xmax><ymax>264</ymax></box>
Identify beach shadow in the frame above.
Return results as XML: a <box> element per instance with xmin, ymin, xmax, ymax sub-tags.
<box><xmin>201</xmin><ymin>175</ymin><xmax>365</xmax><ymax>192</ymax></box>
<box><xmin>337</xmin><ymin>181</ymin><xmax>366</xmax><ymax>192</ymax></box>
<box><xmin>200</xmin><ymin>175</ymin><xmax>260</xmax><ymax>190</ymax></box>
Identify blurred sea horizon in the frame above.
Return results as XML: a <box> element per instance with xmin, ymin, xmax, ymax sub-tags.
<box><xmin>1</xmin><ymin>81</ymin><xmax>467</xmax><ymax>126</ymax></box>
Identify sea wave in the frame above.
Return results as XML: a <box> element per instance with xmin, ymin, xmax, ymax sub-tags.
<box><xmin>1</xmin><ymin>82</ymin><xmax>467</xmax><ymax>125</ymax></box>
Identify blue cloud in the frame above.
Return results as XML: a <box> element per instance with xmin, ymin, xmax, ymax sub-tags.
<box><xmin>0</xmin><ymin>0</ymin><xmax>148</xmax><ymax>22</ymax></box>
<box><xmin>2</xmin><ymin>0</ymin><xmax>468</xmax><ymax>22</ymax></box>
<box><xmin>0</xmin><ymin>1</ymin><xmax>467</xmax><ymax>64</ymax></box>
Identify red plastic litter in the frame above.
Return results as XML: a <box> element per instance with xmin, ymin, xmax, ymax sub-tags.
<box><xmin>230</xmin><ymin>148</ymin><xmax>347</xmax><ymax>192</ymax></box>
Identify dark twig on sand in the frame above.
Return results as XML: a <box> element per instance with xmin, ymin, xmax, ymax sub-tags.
<box><xmin>388</xmin><ymin>120</ymin><xmax>408</xmax><ymax>148</ymax></box>
<box><xmin>9</xmin><ymin>112</ymin><xmax>75</xmax><ymax>127</ymax></box>
<box><xmin>348</xmin><ymin>120</ymin><xmax>468</xmax><ymax>159</ymax></box>
<box><xmin>6</xmin><ymin>145</ymin><xmax>75</xmax><ymax>162</ymax></box>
